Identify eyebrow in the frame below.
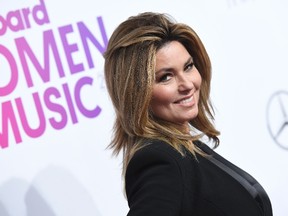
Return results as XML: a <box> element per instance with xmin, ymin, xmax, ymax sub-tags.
<box><xmin>155</xmin><ymin>56</ymin><xmax>193</xmax><ymax>74</ymax></box>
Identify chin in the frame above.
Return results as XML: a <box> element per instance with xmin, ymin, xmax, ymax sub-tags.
<box><xmin>188</xmin><ymin>111</ymin><xmax>199</xmax><ymax>120</ymax></box>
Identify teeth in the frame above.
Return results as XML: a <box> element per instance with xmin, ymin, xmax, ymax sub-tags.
<box><xmin>179</xmin><ymin>97</ymin><xmax>193</xmax><ymax>104</ymax></box>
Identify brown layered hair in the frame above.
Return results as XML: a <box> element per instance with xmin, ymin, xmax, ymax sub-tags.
<box><xmin>104</xmin><ymin>12</ymin><xmax>220</xmax><ymax>172</ymax></box>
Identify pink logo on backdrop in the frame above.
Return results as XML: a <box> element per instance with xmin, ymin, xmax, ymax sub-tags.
<box><xmin>0</xmin><ymin>0</ymin><xmax>108</xmax><ymax>148</ymax></box>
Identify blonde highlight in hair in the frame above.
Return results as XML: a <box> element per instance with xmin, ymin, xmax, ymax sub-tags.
<box><xmin>104</xmin><ymin>12</ymin><xmax>220</xmax><ymax>172</ymax></box>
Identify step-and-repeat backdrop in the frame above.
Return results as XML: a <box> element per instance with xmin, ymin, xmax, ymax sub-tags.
<box><xmin>1</xmin><ymin>0</ymin><xmax>287</xmax><ymax>215</ymax></box>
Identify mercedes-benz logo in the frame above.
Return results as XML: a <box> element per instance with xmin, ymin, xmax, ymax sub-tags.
<box><xmin>266</xmin><ymin>91</ymin><xmax>288</xmax><ymax>150</ymax></box>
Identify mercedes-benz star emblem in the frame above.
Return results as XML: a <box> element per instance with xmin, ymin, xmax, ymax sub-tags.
<box><xmin>266</xmin><ymin>91</ymin><xmax>288</xmax><ymax>150</ymax></box>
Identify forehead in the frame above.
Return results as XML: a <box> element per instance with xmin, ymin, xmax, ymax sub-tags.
<box><xmin>156</xmin><ymin>41</ymin><xmax>190</xmax><ymax>58</ymax></box>
<box><xmin>155</xmin><ymin>41</ymin><xmax>191</xmax><ymax>68</ymax></box>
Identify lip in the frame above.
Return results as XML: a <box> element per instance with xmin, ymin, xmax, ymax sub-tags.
<box><xmin>174</xmin><ymin>94</ymin><xmax>195</xmax><ymax>106</ymax></box>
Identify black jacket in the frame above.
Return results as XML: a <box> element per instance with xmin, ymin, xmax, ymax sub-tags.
<box><xmin>125</xmin><ymin>139</ymin><xmax>273</xmax><ymax>216</ymax></box>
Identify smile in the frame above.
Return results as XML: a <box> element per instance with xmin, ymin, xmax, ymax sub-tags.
<box><xmin>175</xmin><ymin>95</ymin><xmax>194</xmax><ymax>105</ymax></box>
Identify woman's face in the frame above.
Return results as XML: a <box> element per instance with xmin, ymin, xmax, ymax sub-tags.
<box><xmin>150</xmin><ymin>41</ymin><xmax>202</xmax><ymax>127</ymax></box>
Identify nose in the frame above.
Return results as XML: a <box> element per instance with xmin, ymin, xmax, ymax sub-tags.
<box><xmin>177</xmin><ymin>72</ymin><xmax>193</xmax><ymax>92</ymax></box>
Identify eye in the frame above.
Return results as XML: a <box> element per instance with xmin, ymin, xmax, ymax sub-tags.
<box><xmin>157</xmin><ymin>73</ymin><xmax>173</xmax><ymax>83</ymax></box>
<box><xmin>184</xmin><ymin>62</ymin><xmax>194</xmax><ymax>71</ymax></box>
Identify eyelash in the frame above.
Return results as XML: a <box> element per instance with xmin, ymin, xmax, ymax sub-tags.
<box><xmin>157</xmin><ymin>62</ymin><xmax>194</xmax><ymax>83</ymax></box>
<box><xmin>158</xmin><ymin>74</ymin><xmax>172</xmax><ymax>82</ymax></box>
<box><xmin>185</xmin><ymin>62</ymin><xmax>194</xmax><ymax>71</ymax></box>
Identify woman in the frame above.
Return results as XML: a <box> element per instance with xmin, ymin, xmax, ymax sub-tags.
<box><xmin>104</xmin><ymin>12</ymin><xmax>273</xmax><ymax>216</ymax></box>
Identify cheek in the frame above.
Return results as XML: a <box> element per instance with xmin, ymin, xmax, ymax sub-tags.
<box><xmin>195</xmin><ymin>76</ymin><xmax>201</xmax><ymax>101</ymax></box>
<box><xmin>195</xmin><ymin>74</ymin><xmax>202</xmax><ymax>104</ymax></box>
<box><xmin>194</xmin><ymin>69</ymin><xmax>202</xmax><ymax>89</ymax></box>
<box><xmin>198</xmin><ymin>74</ymin><xmax>202</xmax><ymax>88</ymax></box>
<box><xmin>150</xmin><ymin>86</ymin><xmax>174</xmax><ymax>109</ymax></box>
